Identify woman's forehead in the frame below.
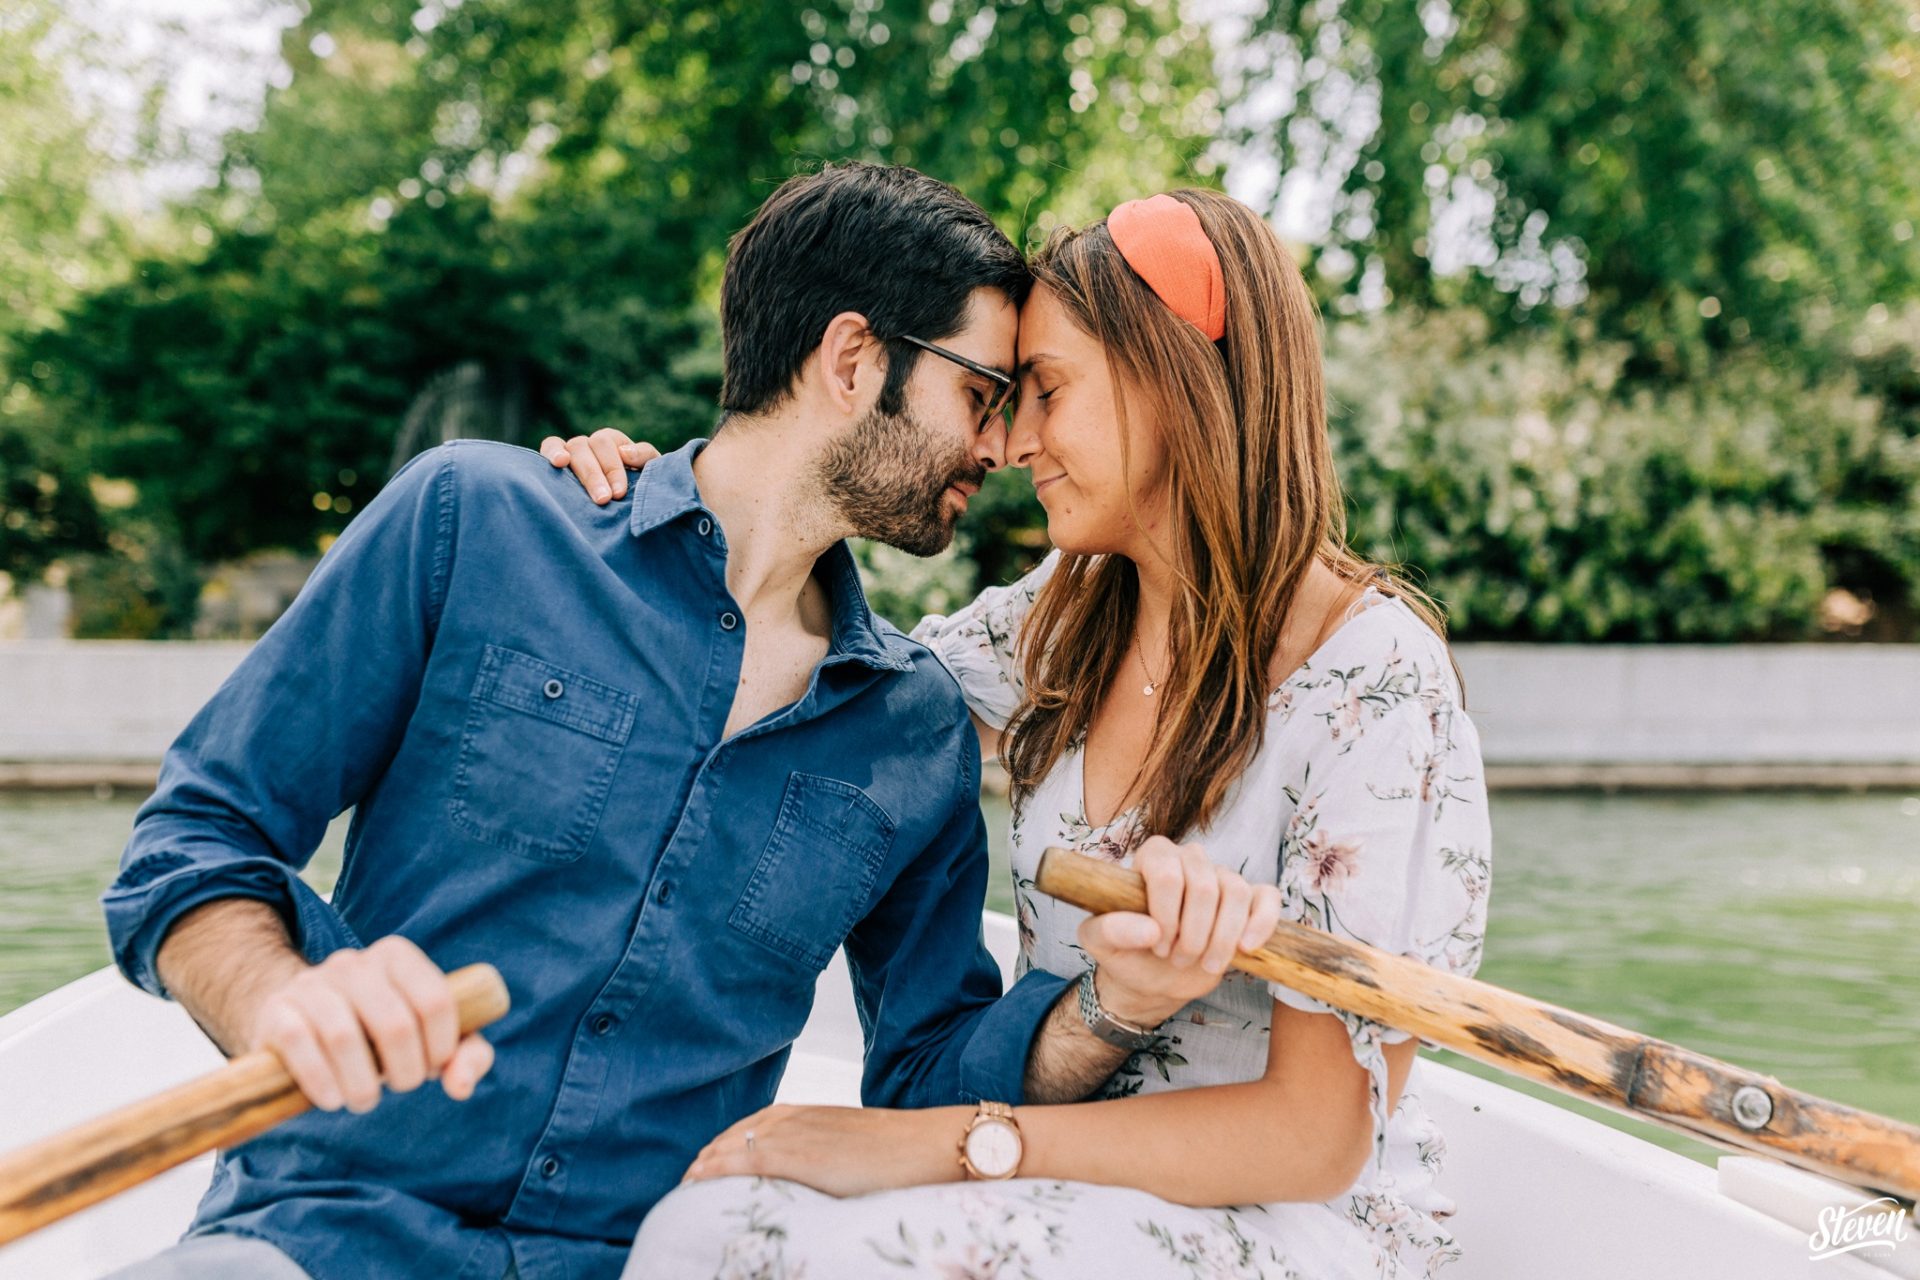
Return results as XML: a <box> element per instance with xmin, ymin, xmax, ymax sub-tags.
<box><xmin>1015</xmin><ymin>288</ymin><xmax>1087</xmax><ymax>365</ymax></box>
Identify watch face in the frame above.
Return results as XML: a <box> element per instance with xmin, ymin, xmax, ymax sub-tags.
<box><xmin>965</xmin><ymin>1119</ymin><xmax>1021</xmax><ymax>1177</ymax></box>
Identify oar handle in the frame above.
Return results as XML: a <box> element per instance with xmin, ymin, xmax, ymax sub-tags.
<box><xmin>1037</xmin><ymin>847</ymin><xmax>1920</xmax><ymax>1204</ymax></box>
<box><xmin>0</xmin><ymin>962</ymin><xmax>510</xmax><ymax>1246</ymax></box>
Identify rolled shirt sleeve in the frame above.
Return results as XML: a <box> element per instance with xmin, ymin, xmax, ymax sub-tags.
<box><xmin>843</xmin><ymin>723</ymin><xmax>1071</xmax><ymax>1108</ymax></box>
<box><xmin>102</xmin><ymin>447</ymin><xmax>458</xmax><ymax>998</ymax></box>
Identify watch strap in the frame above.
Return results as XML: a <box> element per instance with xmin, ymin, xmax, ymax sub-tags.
<box><xmin>1076</xmin><ymin>966</ymin><xmax>1165</xmax><ymax>1051</ymax></box>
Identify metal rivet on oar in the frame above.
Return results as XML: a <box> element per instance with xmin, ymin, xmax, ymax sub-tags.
<box><xmin>1732</xmin><ymin>1084</ymin><xmax>1775</xmax><ymax>1131</ymax></box>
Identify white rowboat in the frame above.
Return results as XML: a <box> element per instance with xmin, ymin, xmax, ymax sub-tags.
<box><xmin>0</xmin><ymin>913</ymin><xmax>1910</xmax><ymax>1279</ymax></box>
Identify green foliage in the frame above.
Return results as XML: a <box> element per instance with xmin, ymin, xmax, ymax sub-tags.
<box><xmin>1327</xmin><ymin>309</ymin><xmax>1920</xmax><ymax>640</ymax></box>
<box><xmin>11</xmin><ymin>0</ymin><xmax>1920</xmax><ymax>642</ymax></box>
<box><xmin>1241</xmin><ymin>0</ymin><xmax>1920</xmax><ymax>377</ymax></box>
<box><xmin>0</xmin><ymin>2</ymin><xmax>140</xmax><ymax>348</ymax></box>
<box><xmin>65</xmin><ymin>521</ymin><xmax>201</xmax><ymax>639</ymax></box>
<box><xmin>26</xmin><ymin>0</ymin><xmax>1215</xmax><ymax>577</ymax></box>
<box><xmin>0</xmin><ymin>414</ymin><xmax>107</xmax><ymax>585</ymax></box>
<box><xmin>852</xmin><ymin>537</ymin><xmax>979</xmax><ymax>633</ymax></box>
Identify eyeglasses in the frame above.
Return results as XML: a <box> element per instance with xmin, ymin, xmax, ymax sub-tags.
<box><xmin>897</xmin><ymin>334</ymin><xmax>1017</xmax><ymax>432</ymax></box>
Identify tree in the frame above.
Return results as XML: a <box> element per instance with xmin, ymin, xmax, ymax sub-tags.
<box><xmin>1236</xmin><ymin>0</ymin><xmax>1920</xmax><ymax>377</ymax></box>
<box><xmin>33</xmin><ymin>0</ymin><xmax>1220</xmax><ymax>568</ymax></box>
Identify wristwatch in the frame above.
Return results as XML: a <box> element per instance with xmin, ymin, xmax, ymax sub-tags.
<box><xmin>1076</xmin><ymin>965</ymin><xmax>1166</xmax><ymax>1051</ymax></box>
<box><xmin>957</xmin><ymin>1100</ymin><xmax>1023</xmax><ymax>1180</ymax></box>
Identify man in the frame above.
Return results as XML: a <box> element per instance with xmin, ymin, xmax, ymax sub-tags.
<box><xmin>100</xmin><ymin>163</ymin><xmax>1176</xmax><ymax>1280</ymax></box>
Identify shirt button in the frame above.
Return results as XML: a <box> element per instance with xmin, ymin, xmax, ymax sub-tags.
<box><xmin>542</xmin><ymin>678</ymin><xmax>564</xmax><ymax>699</ymax></box>
<box><xmin>697</xmin><ymin>517</ymin><xmax>712</xmax><ymax>536</ymax></box>
<box><xmin>592</xmin><ymin>1014</ymin><xmax>615</xmax><ymax>1036</ymax></box>
<box><xmin>720</xmin><ymin>612</ymin><xmax>738</xmax><ymax>631</ymax></box>
<box><xmin>540</xmin><ymin>1156</ymin><xmax>561</xmax><ymax>1179</ymax></box>
<box><xmin>655</xmin><ymin>880</ymin><xmax>673</xmax><ymax>905</ymax></box>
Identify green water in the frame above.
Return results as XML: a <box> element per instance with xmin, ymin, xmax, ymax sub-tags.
<box><xmin>4</xmin><ymin>789</ymin><xmax>1915</xmax><ymax>1165</ymax></box>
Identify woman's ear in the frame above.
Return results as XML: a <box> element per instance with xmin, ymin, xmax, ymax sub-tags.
<box><xmin>812</xmin><ymin>311</ymin><xmax>883</xmax><ymax>416</ymax></box>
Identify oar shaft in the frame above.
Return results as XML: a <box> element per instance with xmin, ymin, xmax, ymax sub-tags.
<box><xmin>1036</xmin><ymin>847</ymin><xmax>1920</xmax><ymax>1202</ymax></box>
<box><xmin>0</xmin><ymin>962</ymin><xmax>510</xmax><ymax>1246</ymax></box>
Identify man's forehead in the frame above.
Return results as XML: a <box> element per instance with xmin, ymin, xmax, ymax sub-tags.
<box><xmin>938</xmin><ymin>290</ymin><xmax>1019</xmax><ymax>371</ymax></box>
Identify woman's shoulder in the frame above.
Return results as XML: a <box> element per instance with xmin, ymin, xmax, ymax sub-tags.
<box><xmin>1270</xmin><ymin>591</ymin><xmax>1465</xmax><ymax>741</ymax></box>
<box><xmin>906</xmin><ymin>549</ymin><xmax>1063</xmax><ymax>730</ymax></box>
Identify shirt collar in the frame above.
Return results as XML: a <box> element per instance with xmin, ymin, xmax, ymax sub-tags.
<box><xmin>627</xmin><ymin>437</ymin><xmax>710</xmax><ymax>539</ymax></box>
<box><xmin>629</xmin><ymin>438</ymin><xmax>915</xmax><ymax>674</ymax></box>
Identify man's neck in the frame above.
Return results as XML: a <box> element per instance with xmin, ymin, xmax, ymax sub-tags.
<box><xmin>692</xmin><ymin>418</ymin><xmax>851</xmax><ymax>621</ymax></box>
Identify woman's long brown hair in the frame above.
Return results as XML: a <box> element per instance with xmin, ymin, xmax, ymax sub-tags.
<box><xmin>1003</xmin><ymin>188</ymin><xmax>1454</xmax><ymax>843</ymax></box>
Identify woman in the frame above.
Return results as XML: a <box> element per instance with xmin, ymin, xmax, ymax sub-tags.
<box><xmin>543</xmin><ymin>190</ymin><xmax>1491</xmax><ymax>1279</ymax></box>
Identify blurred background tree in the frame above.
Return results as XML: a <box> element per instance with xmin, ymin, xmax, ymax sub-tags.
<box><xmin>1234</xmin><ymin>0</ymin><xmax>1920</xmax><ymax>373</ymax></box>
<box><xmin>4</xmin><ymin>0</ymin><xmax>1918</xmax><ymax>640</ymax></box>
<box><xmin>0</xmin><ymin>2</ymin><xmax>126</xmax><ymax>596</ymax></box>
<box><xmin>1236</xmin><ymin>0</ymin><xmax>1920</xmax><ymax>637</ymax></box>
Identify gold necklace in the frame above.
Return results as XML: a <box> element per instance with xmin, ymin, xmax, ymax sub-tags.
<box><xmin>1135</xmin><ymin>640</ymin><xmax>1165</xmax><ymax>697</ymax></box>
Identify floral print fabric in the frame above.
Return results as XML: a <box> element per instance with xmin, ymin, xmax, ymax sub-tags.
<box><xmin>914</xmin><ymin>551</ymin><xmax>1492</xmax><ymax>1277</ymax></box>
<box><xmin>625</xmin><ymin>551</ymin><xmax>1492</xmax><ymax>1280</ymax></box>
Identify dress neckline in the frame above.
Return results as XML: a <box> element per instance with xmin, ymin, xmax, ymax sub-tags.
<box><xmin>1069</xmin><ymin>585</ymin><xmax>1395</xmax><ymax>833</ymax></box>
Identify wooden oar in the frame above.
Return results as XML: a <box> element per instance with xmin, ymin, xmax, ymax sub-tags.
<box><xmin>1036</xmin><ymin>846</ymin><xmax>1920</xmax><ymax>1203</ymax></box>
<box><xmin>0</xmin><ymin>962</ymin><xmax>510</xmax><ymax>1246</ymax></box>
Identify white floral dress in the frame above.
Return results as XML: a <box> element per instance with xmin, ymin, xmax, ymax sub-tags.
<box><xmin>628</xmin><ymin>551</ymin><xmax>1492</xmax><ymax>1280</ymax></box>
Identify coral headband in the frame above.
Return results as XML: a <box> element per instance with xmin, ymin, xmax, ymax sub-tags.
<box><xmin>1106</xmin><ymin>193</ymin><xmax>1227</xmax><ymax>341</ymax></box>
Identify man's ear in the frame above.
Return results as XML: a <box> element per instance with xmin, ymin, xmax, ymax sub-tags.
<box><xmin>812</xmin><ymin>311</ymin><xmax>884</xmax><ymax>416</ymax></box>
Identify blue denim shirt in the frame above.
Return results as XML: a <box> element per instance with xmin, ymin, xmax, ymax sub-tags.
<box><xmin>102</xmin><ymin>439</ymin><xmax>1070</xmax><ymax>1280</ymax></box>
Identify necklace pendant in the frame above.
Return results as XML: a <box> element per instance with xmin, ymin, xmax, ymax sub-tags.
<box><xmin>1142</xmin><ymin>682</ymin><xmax>1156</xmax><ymax>696</ymax></box>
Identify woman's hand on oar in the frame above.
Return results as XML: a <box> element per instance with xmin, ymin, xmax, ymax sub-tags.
<box><xmin>1035</xmin><ymin>846</ymin><xmax>1920</xmax><ymax>1205</ymax></box>
<box><xmin>246</xmin><ymin>936</ymin><xmax>496</xmax><ymax>1112</ymax></box>
<box><xmin>1076</xmin><ymin>836</ymin><xmax>1286</xmax><ymax>1025</ymax></box>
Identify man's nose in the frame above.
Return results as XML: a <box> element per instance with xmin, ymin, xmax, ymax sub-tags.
<box><xmin>975</xmin><ymin>413</ymin><xmax>1010</xmax><ymax>472</ymax></box>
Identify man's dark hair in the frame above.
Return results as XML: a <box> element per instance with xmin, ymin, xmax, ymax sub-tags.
<box><xmin>718</xmin><ymin>162</ymin><xmax>1030</xmax><ymax>417</ymax></box>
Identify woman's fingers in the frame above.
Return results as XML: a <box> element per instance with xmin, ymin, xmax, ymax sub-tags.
<box><xmin>1135</xmin><ymin>837</ymin><xmax>1186</xmax><ymax>959</ymax></box>
<box><xmin>586</xmin><ymin>428</ymin><xmax>630</xmax><ymax>499</ymax></box>
<box><xmin>1170</xmin><ymin>844</ymin><xmax>1220</xmax><ymax>969</ymax></box>
<box><xmin>544</xmin><ymin>430</ymin><xmax>656</xmax><ymax>503</ymax></box>
<box><xmin>1200</xmin><ymin>876</ymin><xmax>1255</xmax><ymax>975</ymax></box>
<box><xmin>1242</xmin><ymin>883</ymin><xmax>1284</xmax><ymax>952</ymax></box>
<box><xmin>562</xmin><ymin>434</ymin><xmax>609</xmax><ymax>501</ymax></box>
<box><xmin>682</xmin><ymin>1106</ymin><xmax>785</xmax><ymax>1182</ymax></box>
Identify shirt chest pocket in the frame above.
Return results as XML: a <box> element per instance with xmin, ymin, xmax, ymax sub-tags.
<box><xmin>729</xmin><ymin>772</ymin><xmax>896</xmax><ymax>971</ymax></box>
<box><xmin>449</xmin><ymin>644</ymin><xmax>640</xmax><ymax>864</ymax></box>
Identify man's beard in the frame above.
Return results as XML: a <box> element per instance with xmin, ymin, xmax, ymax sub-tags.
<box><xmin>815</xmin><ymin>402</ymin><xmax>984</xmax><ymax>557</ymax></box>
